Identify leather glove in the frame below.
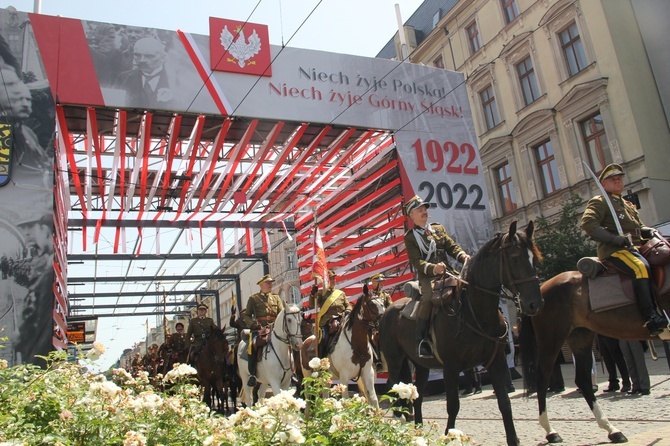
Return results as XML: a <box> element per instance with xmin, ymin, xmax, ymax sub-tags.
<box><xmin>459</xmin><ymin>253</ymin><xmax>470</xmax><ymax>263</ymax></box>
<box><xmin>311</xmin><ymin>285</ymin><xmax>319</xmax><ymax>296</ymax></box>
<box><xmin>641</xmin><ymin>227</ymin><xmax>657</xmax><ymax>239</ymax></box>
<box><xmin>362</xmin><ymin>283</ymin><xmax>369</xmax><ymax>296</ymax></box>
<box><xmin>250</xmin><ymin>321</ymin><xmax>261</xmax><ymax>330</ymax></box>
<box><xmin>611</xmin><ymin>235</ymin><xmax>632</xmax><ymax>248</ymax></box>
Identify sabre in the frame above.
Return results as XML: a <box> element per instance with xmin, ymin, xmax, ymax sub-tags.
<box><xmin>582</xmin><ymin>161</ymin><xmax>625</xmax><ymax>237</ymax></box>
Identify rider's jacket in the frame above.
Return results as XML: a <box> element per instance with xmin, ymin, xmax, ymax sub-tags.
<box><xmin>186</xmin><ymin>317</ymin><xmax>218</xmax><ymax>346</ymax></box>
<box><xmin>404</xmin><ymin>222</ymin><xmax>466</xmax><ymax>279</ymax></box>
<box><xmin>309</xmin><ymin>287</ymin><xmax>351</xmax><ymax>327</ymax></box>
<box><xmin>581</xmin><ymin>192</ymin><xmax>645</xmax><ymax>260</ymax></box>
<box><xmin>244</xmin><ymin>292</ymin><xmax>284</xmax><ymax>328</ymax></box>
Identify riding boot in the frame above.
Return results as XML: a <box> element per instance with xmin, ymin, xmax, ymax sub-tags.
<box><xmin>318</xmin><ymin>329</ymin><xmax>328</xmax><ymax>358</ymax></box>
<box><xmin>247</xmin><ymin>350</ymin><xmax>257</xmax><ymax>387</ymax></box>
<box><xmin>416</xmin><ymin>318</ymin><xmax>434</xmax><ymax>358</ymax></box>
<box><xmin>634</xmin><ymin>279</ymin><xmax>667</xmax><ymax>336</ymax></box>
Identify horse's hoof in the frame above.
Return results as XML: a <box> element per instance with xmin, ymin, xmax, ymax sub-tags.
<box><xmin>608</xmin><ymin>432</ymin><xmax>628</xmax><ymax>443</ymax></box>
<box><xmin>546</xmin><ymin>433</ymin><xmax>563</xmax><ymax>443</ymax></box>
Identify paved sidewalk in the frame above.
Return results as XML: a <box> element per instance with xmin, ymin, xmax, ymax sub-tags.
<box><xmin>419</xmin><ymin>347</ymin><xmax>670</xmax><ymax>445</ymax></box>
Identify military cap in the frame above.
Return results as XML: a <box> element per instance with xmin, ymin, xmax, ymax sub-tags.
<box><xmin>175</xmin><ymin>322</ymin><xmax>184</xmax><ymax>329</ymax></box>
<box><xmin>197</xmin><ymin>303</ymin><xmax>208</xmax><ymax>310</ymax></box>
<box><xmin>598</xmin><ymin>163</ymin><xmax>624</xmax><ymax>182</ymax></box>
<box><xmin>328</xmin><ymin>270</ymin><xmax>336</xmax><ymax>277</ymax></box>
<box><xmin>371</xmin><ymin>273</ymin><xmax>386</xmax><ymax>282</ymax></box>
<box><xmin>403</xmin><ymin>195</ymin><xmax>430</xmax><ymax>216</ymax></box>
<box><xmin>256</xmin><ymin>274</ymin><xmax>275</xmax><ymax>285</ymax></box>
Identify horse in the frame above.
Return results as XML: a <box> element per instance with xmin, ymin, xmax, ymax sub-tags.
<box><xmin>518</xmin><ymin>261</ymin><xmax>670</xmax><ymax>444</ymax></box>
<box><xmin>293</xmin><ymin>313</ymin><xmax>314</xmax><ymax>397</ymax></box>
<box><xmin>237</xmin><ymin>304</ymin><xmax>303</xmax><ymax>407</ymax></box>
<box><xmin>379</xmin><ymin>221</ymin><xmax>543</xmax><ymax>446</ymax></box>
<box><xmin>300</xmin><ymin>290</ymin><xmax>385</xmax><ymax>407</ymax></box>
<box><xmin>195</xmin><ymin>327</ymin><xmax>234</xmax><ymax>413</ymax></box>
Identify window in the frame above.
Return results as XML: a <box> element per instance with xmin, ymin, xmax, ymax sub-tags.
<box><xmin>580</xmin><ymin>113</ymin><xmax>608</xmax><ymax>174</ymax></box>
<box><xmin>559</xmin><ymin>22</ymin><xmax>588</xmax><ymax>76</ymax></box>
<box><xmin>496</xmin><ymin>163</ymin><xmax>517</xmax><ymax>215</ymax></box>
<box><xmin>286</xmin><ymin>248</ymin><xmax>297</xmax><ymax>270</ymax></box>
<box><xmin>480</xmin><ymin>85</ymin><xmax>500</xmax><ymax>131</ymax></box>
<box><xmin>501</xmin><ymin>0</ymin><xmax>519</xmax><ymax>25</ymax></box>
<box><xmin>466</xmin><ymin>21</ymin><xmax>482</xmax><ymax>55</ymax></box>
<box><xmin>534</xmin><ymin>140</ymin><xmax>561</xmax><ymax>196</ymax></box>
<box><xmin>516</xmin><ymin>56</ymin><xmax>540</xmax><ymax>106</ymax></box>
<box><xmin>433</xmin><ymin>55</ymin><xmax>444</xmax><ymax>69</ymax></box>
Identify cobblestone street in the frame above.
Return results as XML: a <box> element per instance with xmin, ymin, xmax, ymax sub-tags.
<box><xmin>418</xmin><ymin>350</ymin><xmax>670</xmax><ymax>446</ymax></box>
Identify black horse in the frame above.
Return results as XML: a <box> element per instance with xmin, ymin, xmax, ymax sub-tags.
<box><xmin>379</xmin><ymin>221</ymin><xmax>543</xmax><ymax>446</ymax></box>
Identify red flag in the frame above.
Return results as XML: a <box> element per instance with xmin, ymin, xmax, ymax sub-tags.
<box><xmin>312</xmin><ymin>225</ymin><xmax>329</xmax><ymax>288</ymax></box>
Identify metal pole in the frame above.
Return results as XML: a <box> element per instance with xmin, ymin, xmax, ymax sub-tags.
<box><xmin>33</xmin><ymin>0</ymin><xmax>41</xmax><ymax>13</ymax></box>
<box><xmin>394</xmin><ymin>4</ymin><xmax>409</xmax><ymax>60</ymax></box>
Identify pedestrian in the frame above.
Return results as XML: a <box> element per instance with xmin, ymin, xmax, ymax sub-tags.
<box><xmin>619</xmin><ymin>339</ymin><xmax>651</xmax><ymax>395</ymax></box>
<box><xmin>598</xmin><ymin>334</ymin><xmax>631</xmax><ymax>393</ymax></box>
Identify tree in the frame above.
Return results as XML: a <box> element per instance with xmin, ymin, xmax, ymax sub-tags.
<box><xmin>535</xmin><ymin>194</ymin><xmax>595</xmax><ymax>281</ymax></box>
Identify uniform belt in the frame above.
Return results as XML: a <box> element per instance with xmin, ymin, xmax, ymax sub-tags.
<box><xmin>257</xmin><ymin>316</ymin><xmax>275</xmax><ymax>322</ymax></box>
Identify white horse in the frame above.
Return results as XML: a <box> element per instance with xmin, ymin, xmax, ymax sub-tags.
<box><xmin>301</xmin><ymin>292</ymin><xmax>384</xmax><ymax>407</ymax></box>
<box><xmin>237</xmin><ymin>304</ymin><xmax>303</xmax><ymax>407</ymax></box>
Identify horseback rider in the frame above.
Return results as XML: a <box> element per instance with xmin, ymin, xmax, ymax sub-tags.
<box><xmin>369</xmin><ymin>273</ymin><xmax>391</xmax><ymax>368</ymax></box>
<box><xmin>186</xmin><ymin>303</ymin><xmax>218</xmax><ymax>365</ymax></box>
<box><xmin>370</xmin><ymin>273</ymin><xmax>392</xmax><ymax>308</ymax></box>
<box><xmin>243</xmin><ymin>274</ymin><xmax>284</xmax><ymax>387</ymax></box>
<box><xmin>142</xmin><ymin>344</ymin><xmax>160</xmax><ymax>376</ymax></box>
<box><xmin>581</xmin><ymin>163</ymin><xmax>667</xmax><ymax>336</ymax></box>
<box><xmin>165</xmin><ymin>322</ymin><xmax>189</xmax><ymax>366</ymax></box>
<box><xmin>403</xmin><ymin>195</ymin><xmax>469</xmax><ymax>358</ymax></box>
<box><xmin>309</xmin><ymin>269</ymin><xmax>352</xmax><ymax>358</ymax></box>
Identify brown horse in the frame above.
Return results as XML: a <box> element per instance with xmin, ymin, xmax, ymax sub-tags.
<box><xmin>195</xmin><ymin>327</ymin><xmax>235</xmax><ymax>412</ymax></box>
<box><xmin>379</xmin><ymin>221</ymin><xmax>543</xmax><ymax>446</ymax></box>
<box><xmin>519</xmin><ymin>264</ymin><xmax>670</xmax><ymax>444</ymax></box>
<box><xmin>301</xmin><ymin>291</ymin><xmax>384</xmax><ymax>406</ymax></box>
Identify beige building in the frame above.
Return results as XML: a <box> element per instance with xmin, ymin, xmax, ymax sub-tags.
<box><xmin>379</xmin><ymin>0</ymin><xmax>670</xmax><ymax>232</ymax></box>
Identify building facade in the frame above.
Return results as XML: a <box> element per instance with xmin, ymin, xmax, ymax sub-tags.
<box><xmin>379</xmin><ymin>0</ymin><xmax>670</xmax><ymax>232</ymax></box>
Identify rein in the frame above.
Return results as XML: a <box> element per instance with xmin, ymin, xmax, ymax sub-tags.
<box><xmin>265</xmin><ymin>309</ymin><xmax>302</xmax><ymax>384</ymax></box>
<box><xmin>437</xmin><ymin>233</ymin><xmax>537</xmax><ymax>368</ymax></box>
<box><xmin>341</xmin><ymin>297</ymin><xmax>378</xmax><ymax>380</ymax></box>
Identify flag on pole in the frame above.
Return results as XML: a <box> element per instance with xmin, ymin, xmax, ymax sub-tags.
<box><xmin>311</xmin><ymin>225</ymin><xmax>329</xmax><ymax>288</ymax></box>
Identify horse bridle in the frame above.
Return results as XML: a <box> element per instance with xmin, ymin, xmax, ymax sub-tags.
<box><xmin>272</xmin><ymin>308</ymin><xmax>303</xmax><ymax>347</ymax></box>
<box><xmin>496</xmin><ymin>233</ymin><xmax>540</xmax><ymax>307</ymax></box>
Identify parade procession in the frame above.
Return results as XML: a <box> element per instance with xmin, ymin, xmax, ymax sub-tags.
<box><xmin>1</xmin><ymin>1</ymin><xmax>670</xmax><ymax>445</ymax></box>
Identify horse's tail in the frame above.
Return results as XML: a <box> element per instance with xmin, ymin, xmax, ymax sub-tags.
<box><xmin>518</xmin><ymin>313</ymin><xmax>538</xmax><ymax>397</ymax></box>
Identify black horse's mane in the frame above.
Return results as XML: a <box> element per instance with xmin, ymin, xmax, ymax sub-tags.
<box><xmin>465</xmin><ymin>227</ymin><xmax>541</xmax><ymax>282</ymax></box>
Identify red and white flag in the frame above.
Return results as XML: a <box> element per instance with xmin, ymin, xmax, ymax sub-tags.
<box><xmin>311</xmin><ymin>225</ymin><xmax>329</xmax><ymax>288</ymax></box>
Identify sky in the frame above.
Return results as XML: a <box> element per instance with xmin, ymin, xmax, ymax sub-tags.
<box><xmin>0</xmin><ymin>0</ymin><xmax>425</xmax><ymax>370</ymax></box>
<box><xmin>1</xmin><ymin>0</ymin><xmax>423</xmax><ymax>57</ymax></box>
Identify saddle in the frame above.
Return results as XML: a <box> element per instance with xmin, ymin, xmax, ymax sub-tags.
<box><xmin>239</xmin><ymin>326</ymin><xmax>272</xmax><ymax>362</ymax></box>
<box><xmin>577</xmin><ymin>256</ymin><xmax>670</xmax><ymax>313</ymax></box>
<box><xmin>400</xmin><ymin>278</ymin><xmax>459</xmax><ymax>320</ymax></box>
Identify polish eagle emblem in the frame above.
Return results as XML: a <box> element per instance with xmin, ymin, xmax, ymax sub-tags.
<box><xmin>220</xmin><ymin>26</ymin><xmax>262</xmax><ymax>68</ymax></box>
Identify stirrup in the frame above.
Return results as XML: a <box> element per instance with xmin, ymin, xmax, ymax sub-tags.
<box><xmin>417</xmin><ymin>339</ymin><xmax>434</xmax><ymax>358</ymax></box>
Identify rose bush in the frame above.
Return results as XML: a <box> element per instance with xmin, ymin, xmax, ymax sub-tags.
<box><xmin>0</xmin><ymin>349</ymin><xmax>473</xmax><ymax>445</ymax></box>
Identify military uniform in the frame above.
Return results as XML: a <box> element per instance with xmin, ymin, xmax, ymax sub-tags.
<box><xmin>404</xmin><ymin>221</ymin><xmax>467</xmax><ymax>319</ymax></box>
<box><xmin>309</xmin><ymin>287</ymin><xmax>351</xmax><ymax>330</ymax></box>
<box><xmin>580</xmin><ymin>163</ymin><xmax>666</xmax><ymax>336</ymax></box>
<box><xmin>166</xmin><ymin>330</ymin><xmax>189</xmax><ymax>353</ymax></box>
<box><xmin>403</xmin><ymin>195</ymin><xmax>468</xmax><ymax>358</ymax></box>
<box><xmin>370</xmin><ymin>273</ymin><xmax>392</xmax><ymax>308</ymax></box>
<box><xmin>310</xmin><ymin>270</ymin><xmax>352</xmax><ymax>357</ymax></box>
<box><xmin>244</xmin><ymin>292</ymin><xmax>284</xmax><ymax>328</ymax></box>
<box><xmin>244</xmin><ymin>274</ymin><xmax>284</xmax><ymax>386</ymax></box>
<box><xmin>187</xmin><ymin>314</ymin><xmax>217</xmax><ymax>347</ymax></box>
<box><xmin>581</xmin><ymin>192</ymin><xmax>645</xmax><ymax>260</ymax></box>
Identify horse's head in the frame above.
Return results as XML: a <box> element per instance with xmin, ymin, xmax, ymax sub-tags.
<box><xmin>469</xmin><ymin>220</ymin><xmax>543</xmax><ymax>316</ymax></box>
<box><xmin>276</xmin><ymin>304</ymin><xmax>303</xmax><ymax>350</ymax></box>
<box><xmin>347</xmin><ymin>291</ymin><xmax>384</xmax><ymax>330</ymax></box>
<box><xmin>207</xmin><ymin>328</ymin><xmax>229</xmax><ymax>364</ymax></box>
